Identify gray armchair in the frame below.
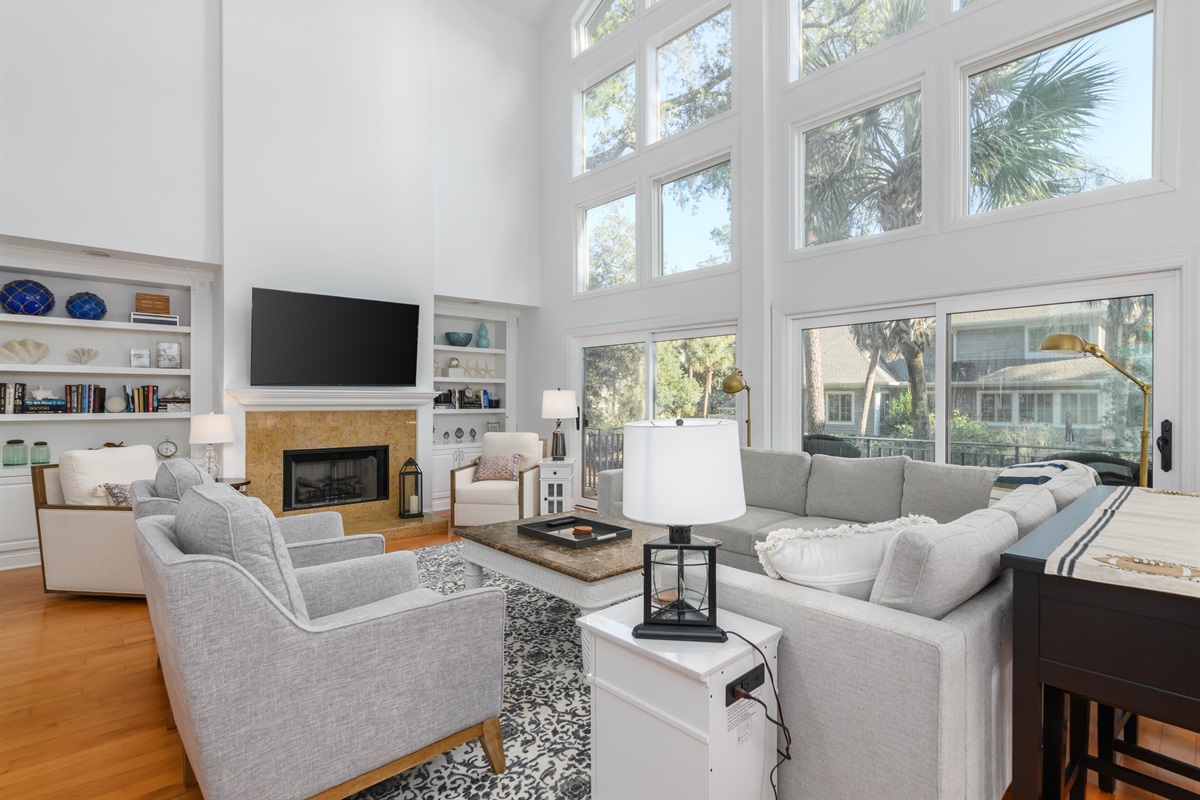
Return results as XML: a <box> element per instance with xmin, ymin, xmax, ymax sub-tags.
<box><xmin>135</xmin><ymin>483</ymin><xmax>506</xmax><ymax>800</ymax></box>
<box><xmin>133</xmin><ymin>459</ymin><xmax>384</xmax><ymax>567</ymax></box>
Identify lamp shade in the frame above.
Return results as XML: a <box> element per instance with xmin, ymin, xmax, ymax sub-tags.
<box><xmin>189</xmin><ymin>413</ymin><xmax>235</xmax><ymax>444</ymax></box>
<box><xmin>542</xmin><ymin>389</ymin><xmax>577</xmax><ymax>419</ymax></box>
<box><xmin>622</xmin><ymin>418</ymin><xmax>745</xmax><ymax>527</ymax></box>
<box><xmin>1039</xmin><ymin>332</ymin><xmax>1089</xmax><ymax>353</ymax></box>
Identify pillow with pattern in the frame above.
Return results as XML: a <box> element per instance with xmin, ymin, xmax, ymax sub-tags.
<box><xmin>473</xmin><ymin>454</ymin><xmax>522</xmax><ymax>482</ymax></box>
<box><xmin>104</xmin><ymin>482</ymin><xmax>133</xmax><ymax>507</ymax></box>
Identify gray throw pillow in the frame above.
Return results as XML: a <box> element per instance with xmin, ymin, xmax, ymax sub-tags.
<box><xmin>869</xmin><ymin>507</ymin><xmax>1018</xmax><ymax>619</ymax></box>
<box><xmin>175</xmin><ymin>484</ymin><xmax>309</xmax><ymax>619</ymax></box>
<box><xmin>154</xmin><ymin>458</ymin><xmax>213</xmax><ymax>501</ymax></box>
<box><xmin>806</xmin><ymin>455</ymin><xmax>909</xmax><ymax>523</ymax></box>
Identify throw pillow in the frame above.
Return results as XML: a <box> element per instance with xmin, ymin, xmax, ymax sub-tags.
<box><xmin>754</xmin><ymin>515</ymin><xmax>937</xmax><ymax>601</ymax></box>
<box><xmin>989</xmin><ymin>460</ymin><xmax>1099</xmax><ymax>505</ymax></box>
<box><xmin>104</xmin><ymin>483</ymin><xmax>133</xmax><ymax>507</ymax></box>
<box><xmin>474</xmin><ymin>453</ymin><xmax>522</xmax><ymax>482</ymax></box>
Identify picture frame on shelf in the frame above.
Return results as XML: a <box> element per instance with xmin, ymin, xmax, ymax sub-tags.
<box><xmin>130</xmin><ymin>348</ymin><xmax>151</xmax><ymax>368</ymax></box>
<box><xmin>156</xmin><ymin>341</ymin><xmax>182</xmax><ymax>369</ymax></box>
<box><xmin>487</xmin><ymin>421</ymin><xmax>502</xmax><ymax>433</ymax></box>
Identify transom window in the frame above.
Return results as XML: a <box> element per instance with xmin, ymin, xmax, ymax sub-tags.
<box><xmin>968</xmin><ymin>13</ymin><xmax>1154</xmax><ymax>214</ymax></box>
<box><xmin>580</xmin><ymin>0</ymin><xmax>636</xmax><ymax>52</ymax></box>
<box><xmin>583</xmin><ymin>64</ymin><xmax>636</xmax><ymax>172</ymax></box>
<box><xmin>795</xmin><ymin>0</ymin><xmax>925</xmax><ymax>79</ymax></box>
<box><xmin>659</xmin><ymin>159</ymin><xmax>732</xmax><ymax>276</ymax></box>
<box><xmin>582</xmin><ymin>194</ymin><xmax>636</xmax><ymax>292</ymax></box>
<box><xmin>800</xmin><ymin>90</ymin><xmax>923</xmax><ymax>248</ymax></box>
<box><xmin>656</xmin><ymin>8</ymin><xmax>733</xmax><ymax>140</ymax></box>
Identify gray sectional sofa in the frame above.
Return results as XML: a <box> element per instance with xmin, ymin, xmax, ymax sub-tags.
<box><xmin>597</xmin><ymin>448</ymin><xmax>1097</xmax><ymax>800</ymax></box>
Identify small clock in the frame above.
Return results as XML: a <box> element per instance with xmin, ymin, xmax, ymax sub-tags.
<box><xmin>156</xmin><ymin>435</ymin><xmax>178</xmax><ymax>459</ymax></box>
<box><xmin>463</xmin><ymin>387</ymin><xmax>476</xmax><ymax>399</ymax></box>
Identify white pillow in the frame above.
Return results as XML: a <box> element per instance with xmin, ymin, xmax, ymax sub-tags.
<box><xmin>754</xmin><ymin>515</ymin><xmax>937</xmax><ymax>600</ymax></box>
<box><xmin>57</xmin><ymin>445</ymin><xmax>159</xmax><ymax>506</ymax></box>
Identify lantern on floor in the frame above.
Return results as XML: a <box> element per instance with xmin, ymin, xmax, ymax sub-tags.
<box><xmin>399</xmin><ymin>458</ymin><xmax>423</xmax><ymax>519</ymax></box>
<box><xmin>622</xmin><ymin>418</ymin><xmax>745</xmax><ymax>643</ymax></box>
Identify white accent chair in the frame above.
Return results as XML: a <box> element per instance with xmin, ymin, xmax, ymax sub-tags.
<box><xmin>450</xmin><ymin>432</ymin><xmax>542</xmax><ymax>527</ymax></box>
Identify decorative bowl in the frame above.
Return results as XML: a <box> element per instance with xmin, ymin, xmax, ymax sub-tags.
<box><xmin>66</xmin><ymin>291</ymin><xmax>107</xmax><ymax>320</ymax></box>
<box><xmin>1</xmin><ymin>279</ymin><xmax>56</xmax><ymax>316</ymax></box>
<box><xmin>444</xmin><ymin>331</ymin><xmax>473</xmax><ymax>347</ymax></box>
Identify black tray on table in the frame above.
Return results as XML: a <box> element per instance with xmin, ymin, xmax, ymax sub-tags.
<box><xmin>517</xmin><ymin>517</ymin><xmax>633</xmax><ymax>549</ymax></box>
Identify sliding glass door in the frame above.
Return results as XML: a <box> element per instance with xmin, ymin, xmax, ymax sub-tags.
<box><xmin>581</xmin><ymin>342</ymin><xmax>646</xmax><ymax>502</ymax></box>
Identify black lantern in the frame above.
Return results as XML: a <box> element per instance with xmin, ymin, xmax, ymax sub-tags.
<box><xmin>633</xmin><ymin>527</ymin><xmax>726</xmax><ymax>642</ymax></box>
<box><xmin>399</xmin><ymin>457</ymin><xmax>423</xmax><ymax>519</ymax></box>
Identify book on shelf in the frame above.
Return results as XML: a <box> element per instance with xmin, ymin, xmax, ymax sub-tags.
<box><xmin>2</xmin><ymin>383</ymin><xmax>26</xmax><ymax>414</ymax></box>
<box><xmin>130</xmin><ymin>311</ymin><xmax>180</xmax><ymax>326</ymax></box>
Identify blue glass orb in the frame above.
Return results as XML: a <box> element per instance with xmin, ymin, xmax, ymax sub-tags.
<box><xmin>66</xmin><ymin>292</ymin><xmax>108</xmax><ymax>320</ymax></box>
<box><xmin>1</xmin><ymin>279</ymin><xmax>56</xmax><ymax>316</ymax></box>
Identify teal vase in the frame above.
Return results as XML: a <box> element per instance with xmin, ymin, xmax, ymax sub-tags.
<box><xmin>476</xmin><ymin>323</ymin><xmax>490</xmax><ymax>348</ymax></box>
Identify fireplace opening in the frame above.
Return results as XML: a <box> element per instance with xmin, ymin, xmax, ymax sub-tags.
<box><xmin>283</xmin><ymin>445</ymin><xmax>389</xmax><ymax>512</ymax></box>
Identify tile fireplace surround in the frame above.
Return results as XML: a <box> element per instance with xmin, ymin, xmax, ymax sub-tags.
<box><xmin>244</xmin><ymin>409</ymin><xmax>417</xmax><ymax>520</ymax></box>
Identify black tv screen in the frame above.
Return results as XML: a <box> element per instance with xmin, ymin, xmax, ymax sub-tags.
<box><xmin>251</xmin><ymin>288</ymin><xmax>419</xmax><ymax>386</ymax></box>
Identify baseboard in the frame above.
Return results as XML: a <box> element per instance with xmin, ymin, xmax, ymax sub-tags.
<box><xmin>0</xmin><ymin>548</ymin><xmax>41</xmax><ymax>570</ymax></box>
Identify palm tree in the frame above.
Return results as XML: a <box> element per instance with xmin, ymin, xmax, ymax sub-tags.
<box><xmin>850</xmin><ymin>322</ymin><xmax>901</xmax><ymax>439</ymax></box>
<box><xmin>894</xmin><ymin>319</ymin><xmax>934</xmax><ymax>440</ymax></box>
<box><xmin>804</xmin><ymin>329</ymin><xmax>827</xmax><ymax>434</ymax></box>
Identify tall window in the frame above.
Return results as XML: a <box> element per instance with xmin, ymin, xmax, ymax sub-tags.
<box><xmin>799</xmin><ymin>317</ymin><xmax>935</xmax><ymax>461</ymax></box>
<box><xmin>582</xmin><ymin>194</ymin><xmax>636</xmax><ymax>292</ymax></box>
<box><xmin>584</xmin><ymin>64</ymin><xmax>636</xmax><ymax>172</ymax></box>
<box><xmin>949</xmin><ymin>296</ymin><xmax>1152</xmax><ymax>467</ymax></box>
<box><xmin>796</xmin><ymin>0</ymin><xmax>925</xmax><ymax>78</ymax></box>
<box><xmin>660</xmin><ymin>159</ymin><xmax>732</xmax><ymax>275</ymax></box>
<box><xmin>581</xmin><ymin>0</ymin><xmax>636</xmax><ymax>51</ymax></box>
<box><xmin>657</xmin><ymin>8</ymin><xmax>733</xmax><ymax>140</ymax></box>
<box><xmin>801</xmin><ymin>90</ymin><xmax>922</xmax><ymax>247</ymax></box>
<box><xmin>968</xmin><ymin>13</ymin><xmax>1153</xmax><ymax>214</ymax></box>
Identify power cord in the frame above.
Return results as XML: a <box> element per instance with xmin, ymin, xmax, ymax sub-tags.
<box><xmin>726</xmin><ymin>629</ymin><xmax>792</xmax><ymax>800</ymax></box>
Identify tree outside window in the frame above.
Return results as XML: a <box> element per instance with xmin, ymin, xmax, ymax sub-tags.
<box><xmin>657</xmin><ymin>8</ymin><xmax>733</xmax><ymax>140</ymax></box>
<box><xmin>584</xmin><ymin>64</ymin><xmax>636</xmax><ymax>172</ymax></box>
<box><xmin>583</xmin><ymin>194</ymin><xmax>636</xmax><ymax>292</ymax></box>
<box><xmin>798</xmin><ymin>0</ymin><xmax>925</xmax><ymax>77</ymax></box>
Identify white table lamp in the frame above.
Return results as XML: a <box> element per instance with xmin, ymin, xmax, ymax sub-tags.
<box><xmin>622</xmin><ymin>418</ymin><xmax>745</xmax><ymax>642</ymax></box>
<box><xmin>541</xmin><ymin>388</ymin><xmax>577</xmax><ymax>461</ymax></box>
<box><xmin>190</xmin><ymin>412</ymin><xmax>235</xmax><ymax>480</ymax></box>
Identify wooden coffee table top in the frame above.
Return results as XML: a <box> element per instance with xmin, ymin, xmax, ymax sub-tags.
<box><xmin>457</xmin><ymin>514</ymin><xmax>666</xmax><ymax>583</ymax></box>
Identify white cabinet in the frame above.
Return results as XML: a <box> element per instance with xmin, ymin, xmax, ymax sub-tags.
<box><xmin>539</xmin><ymin>458</ymin><xmax>575</xmax><ymax>515</ymax></box>
<box><xmin>0</xmin><ymin>467</ymin><xmax>38</xmax><ymax>570</ymax></box>
<box><xmin>578</xmin><ymin>599</ymin><xmax>783</xmax><ymax>800</ymax></box>
<box><xmin>431</xmin><ymin>443</ymin><xmax>482</xmax><ymax>511</ymax></box>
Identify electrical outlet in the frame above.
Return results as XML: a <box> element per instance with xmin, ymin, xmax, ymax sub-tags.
<box><xmin>725</xmin><ymin>663</ymin><xmax>765</xmax><ymax>707</ymax></box>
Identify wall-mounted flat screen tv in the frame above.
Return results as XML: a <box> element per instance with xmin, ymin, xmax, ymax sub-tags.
<box><xmin>251</xmin><ymin>288</ymin><xmax>419</xmax><ymax>386</ymax></box>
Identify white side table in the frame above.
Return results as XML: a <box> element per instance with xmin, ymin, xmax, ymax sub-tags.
<box><xmin>538</xmin><ymin>457</ymin><xmax>575</xmax><ymax>515</ymax></box>
<box><xmin>578</xmin><ymin>598</ymin><xmax>783</xmax><ymax>800</ymax></box>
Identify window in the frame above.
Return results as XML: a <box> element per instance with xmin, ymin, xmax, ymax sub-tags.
<box><xmin>949</xmin><ymin>295</ymin><xmax>1152</xmax><ymax>467</ymax></box>
<box><xmin>826</xmin><ymin>392</ymin><xmax>853</xmax><ymax>423</ymax></box>
<box><xmin>582</xmin><ymin>341</ymin><xmax>646</xmax><ymax>499</ymax></box>
<box><xmin>654</xmin><ymin>334</ymin><xmax>737</xmax><ymax>418</ymax></box>
<box><xmin>583</xmin><ymin>64</ymin><xmax>636</xmax><ymax>172</ymax></box>
<box><xmin>796</xmin><ymin>0</ymin><xmax>925</xmax><ymax>78</ymax></box>
<box><xmin>581</xmin><ymin>0</ymin><xmax>636</xmax><ymax>51</ymax></box>
<box><xmin>801</xmin><ymin>90</ymin><xmax>922</xmax><ymax>247</ymax></box>
<box><xmin>980</xmin><ymin>392</ymin><xmax>1013</xmax><ymax>423</ymax></box>
<box><xmin>657</xmin><ymin>8</ymin><xmax>732</xmax><ymax>140</ymax></box>
<box><xmin>799</xmin><ymin>316</ymin><xmax>935</xmax><ymax>461</ymax></box>
<box><xmin>1061</xmin><ymin>392</ymin><xmax>1100</xmax><ymax>426</ymax></box>
<box><xmin>659</xmin><ymin>159</ymin><xmax>732</xmax><ymax>275</ymax></box>
<box><xmin>968</xmin><ymin>13</ymin><xmax>1154</xmax><ymax>214</ymax></box>
<box><xmin>1018</xmin><ymin>392</ymin><xmax>1053</xmax><ymax>424</ymax></box>
<box><xmin>582</xmin><ymin>194</ymin><xmax>636</xmax><ymax>292</ymax></box>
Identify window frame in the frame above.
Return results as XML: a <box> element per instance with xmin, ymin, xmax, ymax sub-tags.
<box><xmin>825</xmin><ymin>391</ymin><xmax>854</xmax><ymax>423</ymax></box>
<box><xmin>946</xmin><ymin>1</ymin><xmax>1170</xmax><ymax>231</ymax></box>
<box><xmin>646</xmin><ymin>1</ymin><xmax>737</xmax><ymax>146</ymax></box>
<box><xmin>788</xmin><ymin>73</ymin><xmax>932</xmax><ymax>258</ymax></box>
<box><xmin>786</xmin><ymin>0</ymin><xmax>934</xmax><ymax>86</ymax></box>
<box><xmin>575</xmin><ymin>186</ymin><xmax>641</xmax><ymax>297</ymax></box>
<box><xmin>573</xmin><ymin>0</ymin><xmax>639</xmax><ymax>58</ymax></box>
<box><xmin>574</xmin><ymin>50</ymin><xmax>640</xmax><ymax>178</ymax></box>
<box><xmin>979</xmin><ymin>391</ymin><xmax>1014</xmax><ymax>424</ymax></box>
<box><xmin>651</xmin><ymin>149</ymin><xmax>736</xmax><ymax>284</ymax></box>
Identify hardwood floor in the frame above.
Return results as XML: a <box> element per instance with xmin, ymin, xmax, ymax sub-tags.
<box><xmin>2</xmin><ymin>526</ymin><xmax>1195</xmax><ymax>800</ymax></box>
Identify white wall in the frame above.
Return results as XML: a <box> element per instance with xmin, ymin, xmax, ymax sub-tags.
<box><xmin>0</xmin><ymin>0</ymin><xmax>222</xmax><ymax>265</ymax></box>
<box><xmin>432</xmin><ymin>0</ymin><xmax>542</xmax><ymax>307</ymax></box>
<box><xmin>523</xmin><ymin>0</ymin><xmax>1200</xmax><ymax>486</ymax></box>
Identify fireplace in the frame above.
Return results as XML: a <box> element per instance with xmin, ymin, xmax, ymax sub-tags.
<box><xmin>283</xmin><ymin>445</ymin><xmax>389</xmax><ymax>512</ymax></box>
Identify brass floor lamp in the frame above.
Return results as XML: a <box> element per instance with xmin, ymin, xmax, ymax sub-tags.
<box><xmin>1039</xmin><ymin>333</ymin><xmax>1151</xmax><ymax>487</ymax></box>
<box><xmin>721</xmin><ymin>369</ymin><xmax>751</xmax><ymax>447</ymax></box>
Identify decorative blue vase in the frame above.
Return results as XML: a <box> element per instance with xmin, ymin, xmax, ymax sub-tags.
<box><xmin>476</xmin><ymin>323</ymin><xmax>490</xmax><ymax>349</ymax></box>
<box><xmin>66</xmin><ymin>292</ymin><xmax>108</xmax><ymax>320</ymax></box>
<box><xmin>1</xmin><ymin>279</ymin><xmax>56</xmax><ymax>316</ymax></box>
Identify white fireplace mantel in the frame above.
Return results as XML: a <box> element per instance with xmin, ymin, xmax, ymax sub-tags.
<box><xmin>225</xmin><ymin>387</ymin><xmax>438</xmax><ymax>409</ymax></box>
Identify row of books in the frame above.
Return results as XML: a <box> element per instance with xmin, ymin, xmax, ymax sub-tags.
<box><xmin>0</xmin><ymin>383</ymin><xmax>190</xmax><ymax>414</ymax></box>
<box><xmin>434</xmin><ymin>388</ymin><xmax>494</xmax><ymax>410</ymax></box>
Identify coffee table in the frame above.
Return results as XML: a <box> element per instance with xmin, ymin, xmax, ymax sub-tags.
<box><xmin>457</xmin><ymin>514</ymin><xmax>666</xmax><ymax>672</ymax></box>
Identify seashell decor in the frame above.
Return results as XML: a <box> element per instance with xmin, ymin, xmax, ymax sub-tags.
<box><xmin>30</xmin><ymin>385</ymin><xmax>60</xmax><ymax>401</ymax></box>
<box><xmin>0</xmin><ymin>338</ymin><xmax>49</xmax><ymax>364</ymax></box>
<box><xmin>104</xmin><ymin>396</ymin><xmax>127</xmax><ymax>414</ymax></box>
<box><xmin>66</xmin><ymin>347</ymin><xmax>100</xmax><ymax>365</ymax></box>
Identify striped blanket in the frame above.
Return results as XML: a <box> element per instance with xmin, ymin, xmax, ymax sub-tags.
<box><xmin>1045</xmin><ymin>487</ymin><xmax>1200</xmax><ymax>598</ymax></box>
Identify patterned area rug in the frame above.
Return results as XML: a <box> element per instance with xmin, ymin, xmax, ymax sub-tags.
<box><xmin>351</xmin><ymin>542</ymin><xmax>592</xmax><ymax>800</ymax></box>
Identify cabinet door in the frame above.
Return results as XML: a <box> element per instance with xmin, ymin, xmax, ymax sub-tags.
<box><xmin>460</xmin><ymin>445</ymin><xmax>482</xmax><ymax>467</ymax></box>
<box><xmin>431</xmin><ymin>449</ymin><xmax>455</xmax><ymax>496</ymax></box>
